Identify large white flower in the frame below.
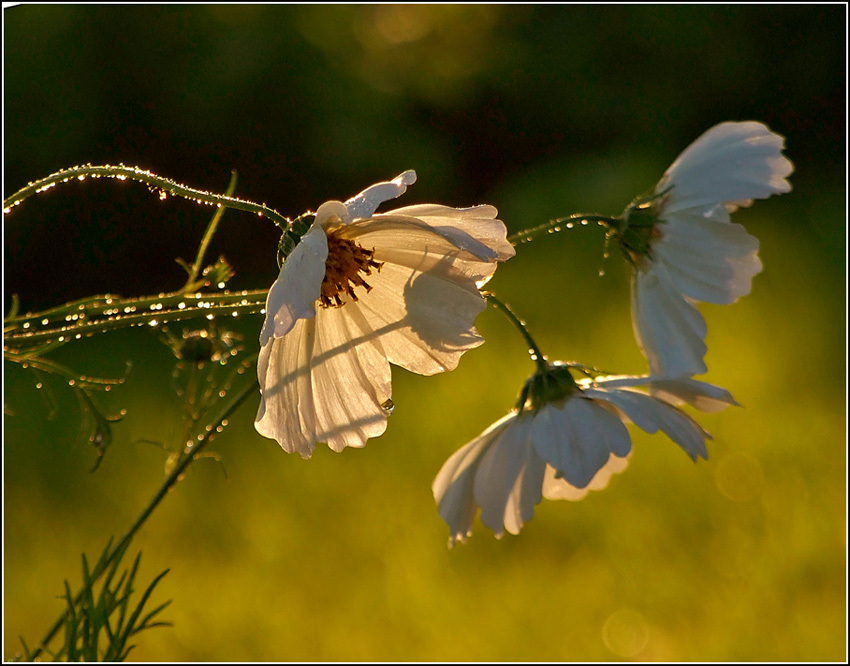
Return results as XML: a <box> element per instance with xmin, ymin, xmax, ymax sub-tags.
<box><xmin>617</xmin><ymin>121</ymin><xmax>793</xmax><ymax>377</ymax></box>
<box><xmin>255</xmin><ymin>171</ymin><xmax>515</xmax><ymax>458</ymax></box>
<box><xmin>432</xmin><ymin>368</ymin><xmax>737</xmax><ymax>544</ymax></box>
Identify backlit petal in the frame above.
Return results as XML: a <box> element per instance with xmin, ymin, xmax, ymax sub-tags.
<box><xmin>255</xmin><ymin>304</ymin><xmax>392</xmax><ymax>457</ymax></box>
<box><xmin>337</xmin><ymin>221</ymin><xmax>493</xmax><ymax>376</ymax></box>
<box><xmin>583</xmin><ymin>387</ymin><xmax>710</xmax><ymax>461</ymax></box>
<box><xmin>259</xmin><ymin>223</ymin><xmax>328</xmax><ymax>346</ymax></box>
<box><xmin>432</xmin><ymin>413</ymin><xmax>515</xmax><ymax>546</ymax></box>
<box><xmin>388</xmin><ymin>204</ymin><xmax>516</xmax><ymax>264</ymax></box>
<box><xmin>474</xmin><ymin>415</ymin><xmax>544</xmax><ymax>537</ymax></box>
<box><xmin>532</xmin><ymin>398</ymin><xmax>632</xmax><ymax>489</ymax></box>
<box><xmin>642</xmin><ymin>377</ymin><xmax>739</xmax><ymax>413</ymax></box>
<box><xmin>631</xmin><ymin>264</ymin><xmax>708</xmax><ymax>377</ymax></box>
<box><xmin>342</xmin><ymin>170</ymin><xmax>417</xmax><ymax>222</ymax></box>
<box><xmin>542</xmin><ymin>454</ymin><xmax>630</xmax><ymax>501</ymax></box>
<box><xmin>659</xmin><ymin>121</ymin><xmax>794</xmax><ymax>214</ymax></box>
<box><xmin>654</xmin><ymin>211</ymin><xmax>762</xmax><ymax>304</ymax></box>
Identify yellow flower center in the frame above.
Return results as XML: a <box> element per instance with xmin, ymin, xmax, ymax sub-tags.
<box><xmin>319</xmin><ymin>231</ymin><xmax>383</xmax><ymax>308</ymax></box>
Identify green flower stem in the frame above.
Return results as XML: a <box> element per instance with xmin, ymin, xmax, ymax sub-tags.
<box><xmin>180</xmin><ymin>170</ymin><xmax>239</xmax><ymax>293</ymax></box>
<box><xmin>507</xmin><ymin>213</ymin><xmax>617</xmax><ymax>245</ymax></box>
<box><xmin>3</xmin><ymin>289</ymin><xmax>269</xmax><ymax>349</ymax></box>
<box><xmin>2</xmin><ymin>164</ymin><xmax>292</xmax><ymax>230</ymax></box>
<box><xmin>24</xmin><ymin>370</ymin><xmax>260</xmax><ymax>662</ymax></box>
<box><xmin>484</xmin><ymin>292</ymin><xmax>548</xmax><ymax>372</ymax></box>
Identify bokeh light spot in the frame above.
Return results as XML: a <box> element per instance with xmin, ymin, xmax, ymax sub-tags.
<box><xmin>715</xmin><ymin>452</ymin><xmax>764</xmax><ymax>502</ymax></box>
<box><xmin>602</xmin><ymin>608</ymin><xmax>649</xmax><ymax>658</ymax></box>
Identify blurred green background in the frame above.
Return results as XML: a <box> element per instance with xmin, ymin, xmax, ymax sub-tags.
<box><xmin>3</xmin><ymin>4</ymin><xmax>845</xmax><ymax>661</ymax></box>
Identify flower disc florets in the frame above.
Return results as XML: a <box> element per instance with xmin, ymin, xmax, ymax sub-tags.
<box><xmin>319</xmin><ymin>231</ymin><xmax>383</xmax><ymax>308</ymax></box>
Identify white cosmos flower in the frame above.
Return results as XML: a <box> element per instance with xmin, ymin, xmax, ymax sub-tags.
<box><xmin>255</xmin><ymin>171</ymin><xmax>515</xmax><ymax>458</ymax></box>
<box><xmin>432</xmin><ymin>369</ymin><xmax>737</xmax><ymax>545</ymax></box>
<box><xmin>619</xmin><ymin>121</ymin><xmax>793</xmax><ymax>377</ymax></box>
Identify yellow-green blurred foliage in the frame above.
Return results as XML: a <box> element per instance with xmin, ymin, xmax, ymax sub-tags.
<box><xmin>4</xmin><ymin>4</ymin><xmax>845</xmax><ymax>661</ymax></box>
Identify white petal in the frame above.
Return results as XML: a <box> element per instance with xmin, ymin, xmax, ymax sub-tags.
<box><xmin>631</xmin><ymin>264</ymin><xmax>708</xmax><ymax>377</ymax></box>
<box><xmin>581</xmin><ymin>375</ymin><xmax>737</xmax><ymax>414</ymax></box>
<box><xmin>346</xmin><ymin>216</ymin><xmax>506</xmax><ymax>284</ymax></box>
<box><xmin>532</xmin><ymin>398</ymin><xmax>632</xmax><ymax>489</ymax></box>
<box><xmin>255</xmin><ymin>317</ymin><xmax>320</xmax><ymax>458</ymax></box>
<box><xmin>254</xmin><ymin>304</ymin><xmax>392</xmax><ymax>457</ymax></box>
<box><xmin>642</xmin><ymin>377</ymin><xmax>739</xmax><ymax>413</ymax></box>
<box><xmin>583</xmin><ymin>387</ymin><xmax>709</xmax><ymax>461</ymax></box>
<box><xmin>342</xmin><ymin>170</ymin><xmax>417</xmax><ymax>222</ymax></box>
<box><xmin>358</xmin><ymin>260</ymin><xmax>486</xmax><ymax>375</ymax></box>
<box><xmin>308</xmin><ymin>305</ymin><xmax>393</xmax><ymax>452</ymax></box>
<box><xmin>432</xmin><ymin>413</ymin><xmax>515</xmax><ymax>546</ymax></box>
<box><xmin>387</xmin><ymin>204</ymin><xmax>516</xmax><ymax>263</ymax></box>
<box><xmin>654</xmin><ymin>211</ymin><xmax>762</xmax><ymax>304</ymax></box>
<box><xmin>314</xmin><ymin>200</ymin><xmax>349</xmax><ymax>228</ymax></box>
<box><xmin>259</xmin><ymin>223</ymin><xmax>328</xmax><ymax>346</ymax></box>
<box><xmin>337</xmin><ymin>222</ymin><xmax>494</xmax><ymax>376</ymax></box>
<box><xmin>542</xmin><ymin>454</ymin><xmax>630</xmax><ymax>501</ymax></box>
<box><xmin>659</xmin><ymin>121</ymin><xmax>794</xmax><ymax>214</ymax></box>
<box><xmin>474</xmin><ymin>415</ymin><xmax>545</xmax><ymax>537</ymax></box>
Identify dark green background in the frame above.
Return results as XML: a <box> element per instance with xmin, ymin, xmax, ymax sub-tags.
<box><xmin>4</xmin><ymin>5</ymin><xmax>846</xmax><ymax>661</ymax></box>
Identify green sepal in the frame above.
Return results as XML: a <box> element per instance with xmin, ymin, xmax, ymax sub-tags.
<box><xmin>277</xmin><ymin>212</ymin><xmax>316</xmax><ymax>267</ymax></box>
<box><xmin>516</xmin><ymin>362</ymin><xmax>581</xmax><ymax>414</ymax></box>
<box><xmin>611</xmin><ymin>185</ymin><xmax>673</xmax><ymax>266</ymax></box>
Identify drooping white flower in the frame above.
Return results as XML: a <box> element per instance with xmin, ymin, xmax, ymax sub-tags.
<box><xmin>432</xmin><ymin>366</ymin><xmax>737</xmax><ymax>544</ymax></box>
<box><xmin>614</xmin><ymin>121</ymin><xmax>793</xmax><ymax>377</ymax></box>
<box><xmin>255</xmin><ymin>171</ymin><xmax>515</xmax><ymax>458</ymax></box>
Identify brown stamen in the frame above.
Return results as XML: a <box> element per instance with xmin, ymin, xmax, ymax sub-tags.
<box><xmin>319</xmin><ymin>231</ymin><xmax>383</xmax><ymax>308</ymax></box>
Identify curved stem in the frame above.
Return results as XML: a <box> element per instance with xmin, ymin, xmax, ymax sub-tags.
<box><xmin>508</xmin><ymin>213</ymin><xmax>617</xmax><ymax>245</ymax></box>
<box><xmin>181</xmin><ymin>170</ymin><xmax>239</xmax><ymax>293</ymax></box>
<box><xmin>483</xmin><ymin>292</ymin><xmax>548</xmax><ymax>372</ymax></box>
<box><xmin>3</xmin><ymin>164</ymin><xmax>291</xmax><ymax>230</ymax></box>
<box><xmin>25</xmin><ymin>372</ymin><xmax>260</xmax><ymax>661</ymax></box>
<box><xmin>4</xmin><ymin>289</ymin><xmax>269</xmax><ymax>349</ymax></box>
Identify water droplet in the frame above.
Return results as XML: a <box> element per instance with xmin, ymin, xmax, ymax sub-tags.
<box><xmin>381</xmin><ymin>398</ymin><xmax>394</xmax><ymax>414</ymax></box>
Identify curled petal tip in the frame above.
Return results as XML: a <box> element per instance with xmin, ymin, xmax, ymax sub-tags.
<box><xmin>395</xmin><ymin>170</ymin><xmax>417</xmax><ymax>187</ymax></box>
